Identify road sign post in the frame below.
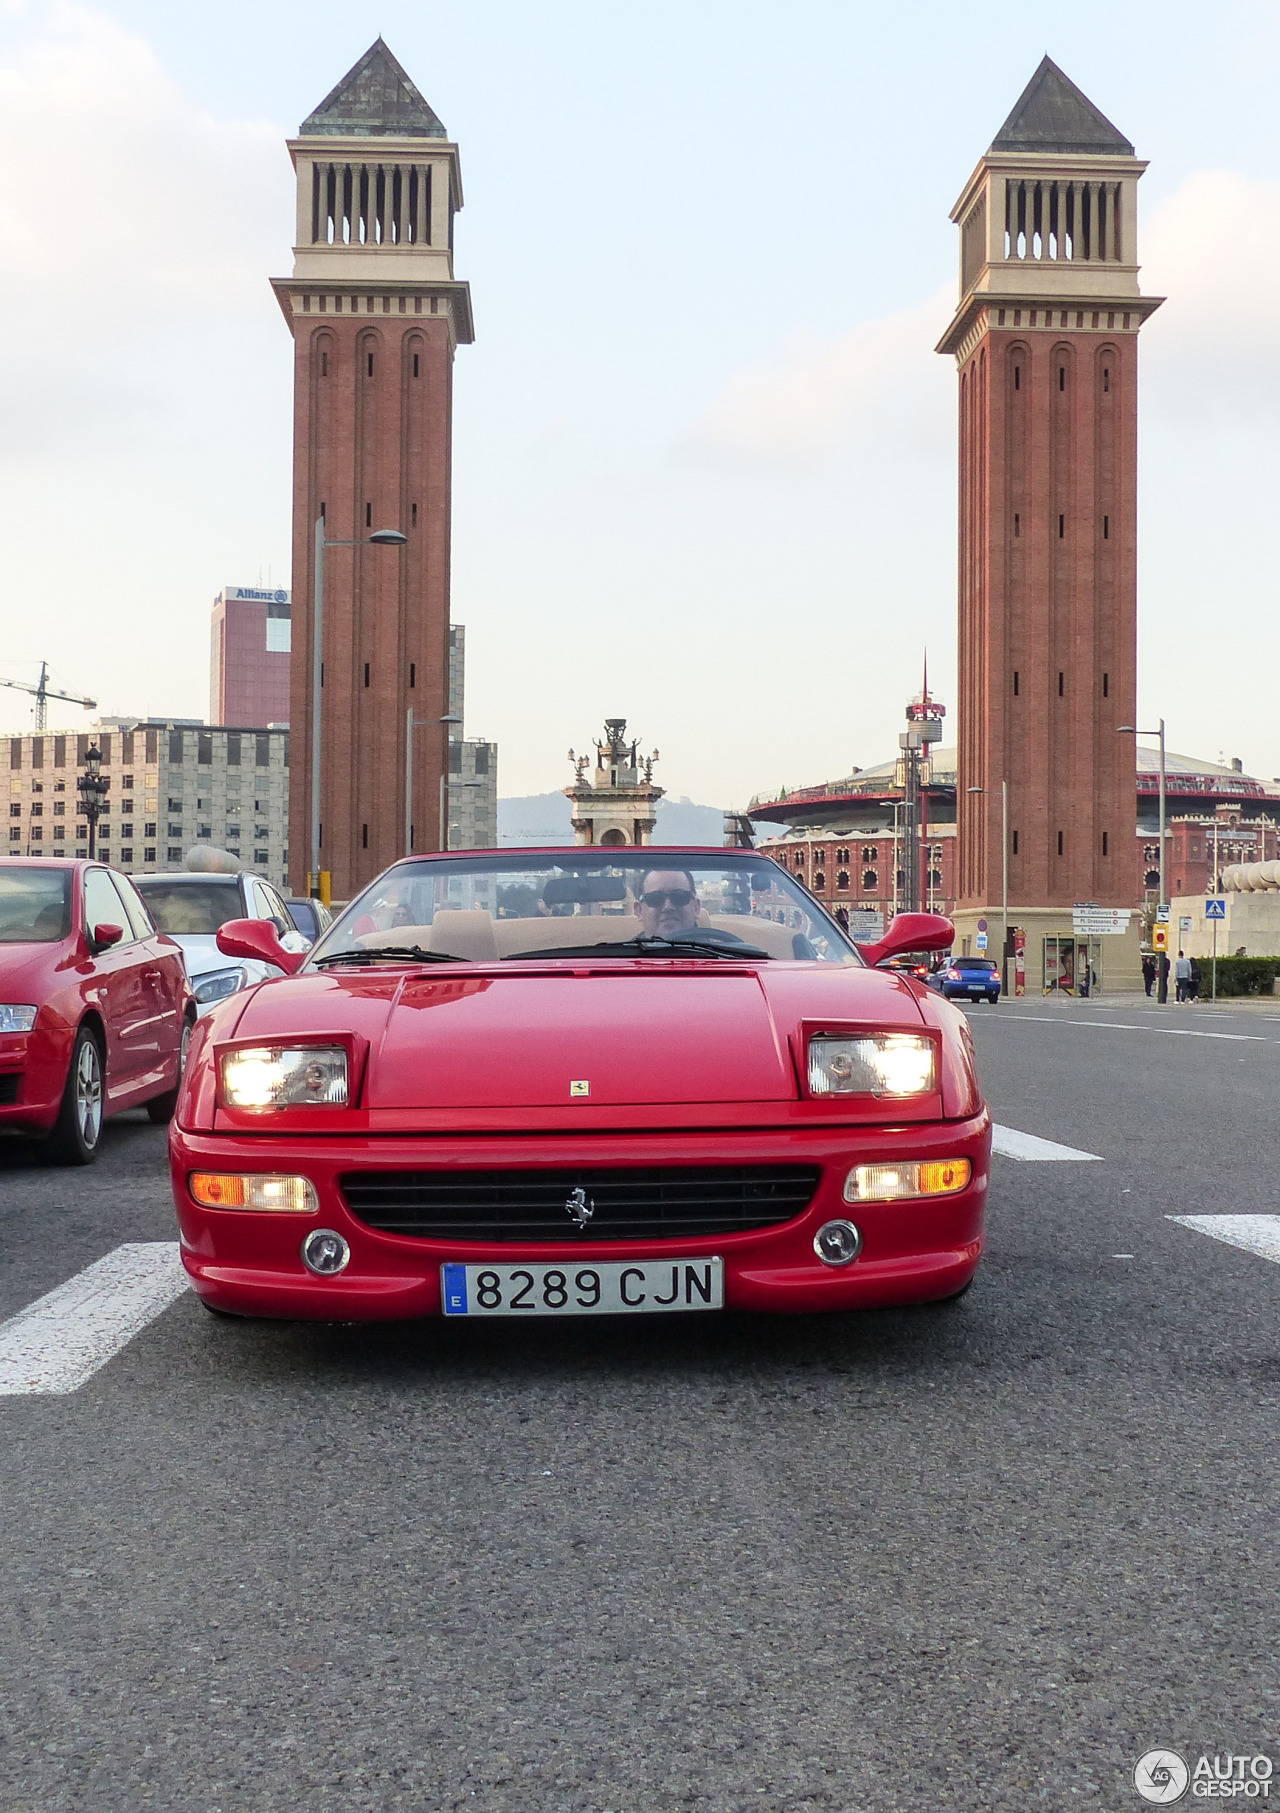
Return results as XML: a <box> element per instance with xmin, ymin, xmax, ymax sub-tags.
<box><xmin>1206</xmin><ymin>898</ymin><xmax>1225</xmax><ymax>1000</ymax></box>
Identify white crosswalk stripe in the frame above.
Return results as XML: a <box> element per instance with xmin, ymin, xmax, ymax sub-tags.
<box><xmin>991</xmin><ymin>1125</ymin><xmax>1102</xmax><ymax>1162</ymax></box>
<box><xmin>0</xmin><ymin>1243</ymin><xmax>187</xmax><ymax>1397</ymax></box>
<box><xmin>1168</xmin><ymin>1215</ymin><xmax>1280</xmax><ymax>1265</ymax></box>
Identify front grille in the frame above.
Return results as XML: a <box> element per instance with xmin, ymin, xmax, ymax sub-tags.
<box><xmin>340</xmin><ymin>1164</ymin><xmax>821</xmax><ymax>1243</ymax></box>
<box><xmin>0</xmin><ymin>1073</ymin><xmax>20</xmax><ymax>1106</ymax></box>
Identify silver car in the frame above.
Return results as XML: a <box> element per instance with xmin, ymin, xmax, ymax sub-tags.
<box><xmin>132</xmin><ymin>871</ymin><xmax>310</xmax><ymax>1015</ymax></box>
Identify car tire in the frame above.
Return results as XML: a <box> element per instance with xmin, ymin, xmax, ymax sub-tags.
<box><xmin>146</xmin><ymin>1014</ymin><xmax>195</xmax><ymax>1125</ymax></box>
<box><xmin>45</xmin><ymin>1024</ymin><xmax>105</xmax><ymax>1166</ymax></box>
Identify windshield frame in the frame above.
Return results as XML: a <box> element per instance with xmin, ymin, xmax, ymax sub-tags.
<box><xmin>306</xmin><ymin>848</ymin><xmax>864</xmax><ymax>969</ymax></box>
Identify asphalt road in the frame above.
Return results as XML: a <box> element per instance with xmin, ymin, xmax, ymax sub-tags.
<box><xmin>2</xmin><ymin>993</ymin><xmax>1279</xmax><ymax>1812</ymax></box>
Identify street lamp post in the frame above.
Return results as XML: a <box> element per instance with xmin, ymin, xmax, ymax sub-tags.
<box><xmin>405</xmin><ymin>712</ymin><xmax>462</xmax><ymax>856</ymax></box>
<box><xmin>967</xmin><ymin>780</ymin><xmax>1009</xmax><ymax>982</ymax></box>
<box><xmin>1119</xmin><ymin>718</ymin><xmax>1167</xmax><ymax>1003</ymax></box>
<box><xmin>76</xmin><ymin>743</ymin><xmax>109</xmax><ymax>859</ymax></box>
<box><xmin>310</xmin><ymin>518</ymin><xmax>408</xmax><ymax>901</ymax></box>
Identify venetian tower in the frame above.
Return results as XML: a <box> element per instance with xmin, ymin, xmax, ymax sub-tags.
<box><xmin>937</xmin><ymin>57</ymin><xmax>1161</xmax><ymax>984</ymax></box>
<box><xmin>273</xmin><ymin>39</ymin><xmax>473</xmax><ymax>899</ymax></box>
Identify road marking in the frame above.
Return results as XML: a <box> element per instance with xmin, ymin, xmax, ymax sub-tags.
<box><xmin>1168</xmin><ymin>1215</ymin><xmax>1280</xmax><ymax>1266</ymax></box>
<box><xmin>991</xmin><ymin>1125</ymin><xmax>1102</xmax><ymax>1162</ymax></box>
<box><xmin>0</xmin><ymin>1243</ymin><xmax>187</xmax><ymax>1397</ymax></box>
<box><xmin>1008</xmin><ymin>1015</ymin><xmax>1265</xmax><ymax>1043</ymax></box>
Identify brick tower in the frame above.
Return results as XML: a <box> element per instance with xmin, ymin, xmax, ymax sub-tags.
<box><xmin>273</xmin><ymin>39</ymin><xmax>473</xmax><ymax>900</ymax></box>
<box><xmin>937</xmin><ymin>58</ymin><xmax>1161</xmax><ymax>988</ymax></box>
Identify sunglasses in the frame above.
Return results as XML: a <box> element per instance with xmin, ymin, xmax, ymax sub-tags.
<box><xmin>640</xmin><ymin>889</ymin><xmax>695</xmax><ymax>909</ymax></box>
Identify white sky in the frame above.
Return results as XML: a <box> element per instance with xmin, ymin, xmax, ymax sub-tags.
<box><xmin>0</xmin><ymin>0</ymin><xmax>1277</xmax><ymax>801</ymax></box>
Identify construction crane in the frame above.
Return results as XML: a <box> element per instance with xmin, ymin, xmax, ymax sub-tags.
<box><xmin>0</xmin><ymin>662</ymin><xmax>97</xmax><ymax>732</ymax></box>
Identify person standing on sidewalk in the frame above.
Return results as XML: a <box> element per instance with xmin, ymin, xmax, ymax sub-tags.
<box><xmin>1142</xmin><ymin>953</ymin><xmax>1156</xmax><ymax>997</ymax></box>
<box><xmin>1174</xmin><ymin>949</ymin><xmax>1192</xmax><ymax>1003</ymax></box>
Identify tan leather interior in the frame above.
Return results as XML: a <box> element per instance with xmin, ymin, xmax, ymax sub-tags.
<box><xmin>356</xmin><ymin>908</ymin><xmax>800</xmax><ymax>960</ymax></box>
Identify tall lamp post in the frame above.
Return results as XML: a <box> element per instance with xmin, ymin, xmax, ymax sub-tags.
<box><xmin>76</xmin><ymin>743</ymin><xmax>109</xmax><ymax>858</ymax></box>
<box><xmin>405</xmin><ymin>712</ymin><xmax>462</xmax><ymax>856</ymax></box>
<box><xmin>310</xmin><ymin>518</ymin><xmax>408</xmax><ymax>901</ymax></box>
<box><xmin>966</xmin><ymin>779</ymin><xmax>1008</xmax><ymax>982</ymax></box>
<box><xmin>1118</xmin><ymin>719</ymin><xmax>1166</xmax><ymax>1003</ymax></box>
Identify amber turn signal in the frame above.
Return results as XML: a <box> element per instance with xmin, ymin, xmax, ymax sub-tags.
<box><xmin>843</xmin><ymin>1159</ymin><xmax>971</xmax><ymax>1203</ymax></box>
<box><xmin>189</xmin><ymin>1173</ymin><xmax>319</xmax><ymax>1213</ymax></box>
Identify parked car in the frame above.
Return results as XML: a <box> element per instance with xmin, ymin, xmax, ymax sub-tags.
<box><xmin>169</xmin><ymin>848</ymin><xmax>991</xmax><ymax>1323</ymax></box>
<box><xmin>882</xmin><ymin>952</ymin><xmax>933</xmax><ymax>982</ymax></box>
<box><xmin>0</xmin><ymin>860</ymin><xmax>193</xmax><ymax>1163</ymax></box>
<box><xmin>133</xmin><ymin>870</ymin><xmax>308</xmax><ymax>1017</ymax></box>
<box><xmin>284</xmin><ymin>897</ymin><xmax>333</xmax><ymax>943</ymax></box>
<box><xmin>929</xmin><ymin>956</ymin><xmax>1002</xmax><ymax>1004</ymax></box>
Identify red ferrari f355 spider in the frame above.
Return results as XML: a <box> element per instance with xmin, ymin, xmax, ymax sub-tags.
<box><xmin>169</xmin><ymin>849</ymin><xmax>989</xmax><ymax>1322</ymax></box>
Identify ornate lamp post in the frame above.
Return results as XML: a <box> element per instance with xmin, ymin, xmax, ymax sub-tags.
<box><xmin>77</xmin><ymin>743</ymin><xmax>110</xmax><ymax>859</ymax></box>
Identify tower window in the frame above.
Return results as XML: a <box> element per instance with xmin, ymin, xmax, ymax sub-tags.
<box><xmin>362</xmin><ymin>824</ymin><xmax>368</xmax><ymax>849</ymax></box>
<box><xmin>320</xmin><ymin>501</ymin><xmax>326</xmax><ymax>521</ymax></box>
<box><xmin>1058</xmin><ymin>367</ymin><xmax>1065</xmax><ymax>391</ymax></box>
<box><xmin>1103</xmin><ymin>367</ymin><xmax>1111</xmax><ymax>392</ymax></box>
<box><xmin>1058</xmin><ymin>514</ymin><xmax>1065</xmax><ymax>538</ymax></box>
<box><xmin>411</xmin><ymin>502</ymin><xmax>418</xmax><ymax>526</ymax></box>
<box><xmin>413</xmin><ymin>353</ymin><xmax>420</xmax><ymax>378</ymax></box>
<box><xmin>321</xmin><ymin>351</ymin><xmax>328</xmax><ymax>377</ymax></box>
<box><xmin>1014</xmin><ymin>513</ymin><xmax>1020</xmax><ymax>538</ymax></box>
<box><xmin>367</xmin><ymin>352</ymin><xmax>374</xmax><ymax>377</ymax></box>
<box><xmin>1103</xmin><ymin>673</ymin><xmax>1109</xmax><ymax>698</ymax></box>
<box><xmin>1013</xmin><ymin>366</ymin><xmax>1021</xmax><ymax>391</ymax></box>
<box><xmin>365</xmin><ymin>502</ymin><xmax>372</xmax><ymax>527</ymax></box>
<box><xmin>1102</xmin><ymin>832</ymin><xmax>1109</xmax><ymax>856</ymax></box>
<box><xmin>364</xmin><ymin>663</ymin><xmax>370</xmax><ymax>687</ymax></box>
<box><xmin>410</xmin><ymin>663</ymin><xmax>416</xmax><ymax>688</ymax></box>
<box><xmin>1058</xmin><ymin>672</ymin><xmax>1064</xmax><ymax>697</ymax></box>
<box><xmin>1057</xmin><ymin>831</ymin><xmax>1064</xmax><ymax>856</ymax></box>
<box><xmin>1103</xmin><ymin>515</ymin><xmax>1110</xmax><ymax>540</ymax></box>
<box><xmin>1012</xmin><ymin>831</ymin><xmax>1019</xmax><ymax>855</ymax></box>
<box><xmin>1013</xmin><ymin>671</ymin><xmax>1020</xmax><ymax>696</ymax></box>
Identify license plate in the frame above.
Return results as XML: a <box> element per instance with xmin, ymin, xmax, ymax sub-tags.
<box><xmin>441</xmin><ymin>1258</ymin><xmax>724</xmax><ymax>1317</ymax></box>
<box><xmin>968</xmin><ymin>986</ymin><xmax>985</xmax><ymax>994</ymax></box>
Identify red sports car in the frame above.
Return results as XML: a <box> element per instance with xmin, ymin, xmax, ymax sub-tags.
<box><xmin>0</xmin><ymin>860</ymin><xmax>194</xmax><ymax>1163</ymax></box>
<box><xmin>170</xmin><ymin>849</ymin><xmax>990</xmax><ymax>1321</ymax></box>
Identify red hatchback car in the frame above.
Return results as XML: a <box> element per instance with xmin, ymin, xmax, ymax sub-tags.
<box><xmin>170</xmin><ymin>849</ymin><xmax>990</xmax><ymax>1324</ymax></box>
<box><xmin>0</xmin><ymin>861</ymin><xmax>194</xmax><ymax>1163</ymax></box>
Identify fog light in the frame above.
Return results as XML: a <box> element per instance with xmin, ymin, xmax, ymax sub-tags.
<box><xmin>814</xmin><ymin>1219</ymin><xmax>862</xmax><ymax>1266</ymax></box>
<box><xmin>301</xmin><ymin>1229</ymin><xmax>350</xmax><ymax>1276</ymax></box>
<box><xmin>844</xmin><ymin>1159</ymin><xmax>971</xmax><ymax>1203</ymax></box>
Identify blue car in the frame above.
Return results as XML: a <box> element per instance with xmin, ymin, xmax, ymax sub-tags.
<box><xmin>930</xmin><ymin>956</ymin><xmax>1002</xmax><ymax>1003</ymax></box>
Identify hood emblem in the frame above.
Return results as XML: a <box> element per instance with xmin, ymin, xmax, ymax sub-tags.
<box><xmin>565</xmin><ymin>1186</ymin><xmax>594</xmax><ymax>1230</ymax></box>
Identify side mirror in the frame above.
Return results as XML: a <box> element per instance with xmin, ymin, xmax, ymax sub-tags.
<box><xmin>862</xmin><ymin>912</ymin><xmax>954</xmax><ymax>970</ymax></box>
<box><xmin>91</xmin><ymin>922</ymin><xmax>124</xmax><ymax>950</ymax></box>
<box><xmin>215</xmin><ymin>917</ymin><xmax>306</xmax><ymax>976</ymax></box>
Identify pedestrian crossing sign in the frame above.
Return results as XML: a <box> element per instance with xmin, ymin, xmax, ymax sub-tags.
<box><xmin>1205</xmin><ymin>898</ymin><xmax>1226</xmax><ymax>920</ymax></box>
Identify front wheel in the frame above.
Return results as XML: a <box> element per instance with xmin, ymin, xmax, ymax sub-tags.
<box><xmin>45</xmin><ymin>1025</ymin><xmax>105</xmax><ymax>1165</ymax></box>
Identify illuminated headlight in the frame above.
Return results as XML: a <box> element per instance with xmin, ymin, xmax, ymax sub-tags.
<box><xmin>220</xmin><ymin>1045</ymin><xmax>348</xmax><ymax>1110</ymax></box>
<box><xmin>844</xmin><ymin>1159</ymin><xmax>971</xmax><ymax>1202</ymax></box>
<box><xmin>189</xmin><ymin>1172</ymin><xmax>319</xmax><ymax>1212</ymax></box>
<box><xmin>193</xmin><ymin>966</ymin><xmax>247</xmax><ymax>1007</ymax></box>
<box><xmin>808</xmin><ymin>1034</ymin><xmax>935</xmax><ymax>1098</ymax></box>
<box><xmin>0</xmin><ymin>1004</ymin><xmax>38</xmax><ymax>1033</ymax></box>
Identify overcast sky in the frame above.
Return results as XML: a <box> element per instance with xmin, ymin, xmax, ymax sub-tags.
<box><xmin>1</xmin><ymin>0</ymin><xmax>1277</xmax><ymax>802</ymax></box>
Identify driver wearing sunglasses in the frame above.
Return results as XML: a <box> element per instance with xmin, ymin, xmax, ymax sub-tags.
<box><xmin>634</xmin><ymin>869</ymin><xmax>703</xmax><ymax>939</ymax></box>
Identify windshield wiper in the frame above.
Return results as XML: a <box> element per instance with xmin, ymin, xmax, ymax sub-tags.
<box><xmin>509</xmin><ymin>935</ymin><xmax>770</xmax><ymax>962</ymax></box>
<box><xmin>312</xmin><ymin>944</ymin><xmax>462</xmax><ymax>967</ymax></box>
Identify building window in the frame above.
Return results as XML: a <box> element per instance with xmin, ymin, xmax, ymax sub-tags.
<box><xmin>144</xmin><ymin>848</ymin><xmax>156</xmax><ymax>863</ymax></box>
<box><xmin>8</xmin><ymin>827</ymin><xmax>20</xmax><ymax>841</ymax></box>
<box><xmin>1058</xmin><ymin>672</ymin><xmax>1064</xmax><ymax>697</ymax></box>
<box><xmin>1102</xmin><ymin>832</ymin><xmax>1109</xmax><ymax>856</ymax></box>
<box><xmin>861</xmin><ymin>845</ymin><xmax>877</xmax><ymax>863</ymax></box>
<box><xmin>53</xmin><ymin>737</ymin><xmax>66</xmax><ymax>767</ymax></box>
<box><xmin>365</xmin><ymin>502</ymin><xmax>372</xmax><ymax>527</ymax></box>
<box><xmin>167</xmin><ymin>824</ymin><xmax>183</xmax><ymax>838</ymax></box>
<box><xmin>169</xmin><ymin>731</ymin><xmax>184</xmax><ymax>763</ymax></box>
<box><xmin>167</xmin><ymin>847</ymin><xmax>183</xmax><ymax>862</ymax></box>
<box><xmin>122</xmin><ymin>774</ymin><xmax>133</xmax><ymax>790</ymax></box>
<box><xmin>835</xmin><ymin>847</ymin><xmax>849</xmax><ymax>864</ymax></box>
<box><xmin>474</xmin><ymin>747</ymin><xmax>490</xmax><ymax>776</ymax></box>
<box><xmin>813</xmin><ymin>871</ymin><xmax>825</xmax><ymax>890</ymax></box>
<box><xmin>836</xmin><ymin>869</ymin><xmax>849</xmax><ymax>890</ymax></box>
<box><xmin>30</xmin><ymin>825</ymin><xmax>42</xmax><ymax>840</ymax></box>
<box><xmin>198</xmin><ymin>825</ymin><xmax>211</xmax><ymax>840</ymax></box>
<box><xmin>1144</xmin><ymin>869</ymin><xmax>1159</xmax><ymax>888</ymax></box>
<box><xmin>1012</xmin><ymin>831</ymin><xmax>1019</xmax><ymax>855</ymax></box>
<box><xmin>409</xmin><ymin>662</ymin><xmax>415</xmax><ymax>688</ymax></box>
<box><xmin>367</xmin><ymin>351</ymin><xmax>374</xmax><ymax>377</ymax></box>
<box><xmin>198</xmin><ymin>733</ymin><xmax>213</xmax><ymax>765</ymax></box>
<box><xmin>9</xmin><ymin>738</ymin><xmax>19</xmax><ymax>770</ymax></box>
<box><xmin>1057</xmin><ymin>830</ymin><xmax>1064</xmax><ymax>855</ymax></box>
<box><xmin>30</xmin><ymin>803</ymin><xmax>42</xmax><ymax>818</ymax></box>
<box><xmin>254</xmin><ymin>849</ymin><xmax>269</xmax><ymax>865</ymax></box>
<box><xmin>53</xmin><ymin>801</ymin><xmax>64</xmax><ymax>815</ymax></box>
<box><xmin>362</xmin><ymin>824</ymin><xmax>369</xmax><ymax>849</ymax></box>
<box><xmin>862</xmin><ymin>869</ymin><xmax>877</xmax><ymax>891</ymax></box>
<box><xmin>364</xmin><ymin>663</ymin><xmax>370</xmax><ymax>687</ymax></box>
<box><xmin>227</xmin><ymin>733</ymin><xmax>241</xmax><ymax>766</ymax></box>
<box><xmin>256</xmin><ymin>735</ymin><xmax>270</xmax><ymax>767</ymax></box>
<box><xmin>121</xmin><ymin>848</ymin><xmax>133</xmax><ymax>864</ymax></box>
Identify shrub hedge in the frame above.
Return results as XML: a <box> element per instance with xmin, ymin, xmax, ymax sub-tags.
<box><xmin>1196</xmin><ymin>956</ymin><xmax>1280</xmax><ymax>997</ymax></box>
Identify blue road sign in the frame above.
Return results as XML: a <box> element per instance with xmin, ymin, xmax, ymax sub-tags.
<box><xmin>1205</xmin><ymin>898</ymin><xmax>1226</xmax><ymax>920</ymax></box>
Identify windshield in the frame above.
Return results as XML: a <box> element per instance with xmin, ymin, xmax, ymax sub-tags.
<box><xmin>135</xmin><ymin>879</ymin><xmax>243</xmax><ymax>936</ymax></box>
<box><xmin>0</xmin><ymin>867</ymin><xmax>71</xmax><ymax>944</ymax></box>
<box><xmin>308</xmin><ymin>853</ymin><xmax>861</xmax><ymax>966</ymax></box>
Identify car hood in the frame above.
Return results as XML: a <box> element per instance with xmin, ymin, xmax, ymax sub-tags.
<box><xmin>169</xmin><ymin>933</ymin><xmax>275</xmax><ymax>981</ymax></box>
<box><xmin>222</xmin><ymin>961</ymin><xmax>931</xmax><ymax>1110</ymax></box>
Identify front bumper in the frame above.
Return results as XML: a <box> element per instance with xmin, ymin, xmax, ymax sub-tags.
<box><xmin>170</xmin><ymin>1113</ymin><xmax>991</xmax><ymax>1321</ymax></box>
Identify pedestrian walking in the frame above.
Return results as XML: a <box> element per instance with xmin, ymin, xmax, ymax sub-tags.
<box><xmin>1174</xmin><ymin>948</ymin><xmax>1192</xmax><ymax>1003</ymax></box>
<box><xmin>1142</xmin><ymin>953</ymin><xmax>1156</xmax><ymax>996</ymax></box>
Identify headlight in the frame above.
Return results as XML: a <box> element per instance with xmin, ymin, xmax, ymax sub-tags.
<box><xmin>193</xmin><ymin>966</ymin><xmax>247</xmax><ymax>1006</ymax></box>
<box><xmin>808</xmin><ymin>1034</ymin><xmax>935</xmax><ymax>1097</ymax></box>
<box><xmin>220</xmin><ymin>1045</ymin><xmax>349</xmax><ymax>1109</ymax></box>
<box><xmin>0</xmin><ymin>1004</ymin><xmax>38</xmax><ymax>1033</ymax></box>
<box><xmin>189</xmin><ymin>1172</ymin><xmax>319</xmax><ymax>1212</ymax></box>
